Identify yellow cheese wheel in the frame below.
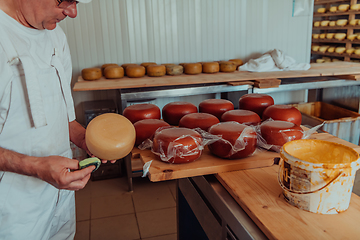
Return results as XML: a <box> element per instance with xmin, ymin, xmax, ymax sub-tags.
<box><xmin>85</xmin><ymin>113</ymin><xmax>136</xmax><ymax>160</ymax></box>
<box><xmin>229</xmin><ymin>59</ymin><xmax>244</xmax><ymax>69</ymax></box>
<box><xmin>82</xmin><ymin>68</ymin><xmax>102</xmax><ymax>81</ymax></box>
<box><xmin>202</xmin><ymin>62</ymin><xmax>219</xmax><ymax>73</ymax></box>
<box><xmin>104</xmin><ymin>66</ymin><xmax>124</xmax><ymax>79</ymax></box>
<box><xmin>147</xmin><ymin>65</ymin><xmax>166</xmax><ymax>77</ymax></box>
<box><xmin>184</xmin><ymin>63</ymin><xmax>202</xmax><ymax>75</ymax></box>
<box><xmin>219</xmin><ymin>61</ymin><xmax>237</xmax><ymax>72</ymax></box>
<box><xmin>101</xmin><ymin>63</ymin><xmax>119</xmax><ymax>75</ymax></box>
<box><xmin>126</xmin><ymin>65</ymin><xmax>146</xmax><ymax>78</ymax></box>
<box><xmin>166</xmin><ymin>65</ymin><xmax>184</xmax><ymax>75</ymax></box>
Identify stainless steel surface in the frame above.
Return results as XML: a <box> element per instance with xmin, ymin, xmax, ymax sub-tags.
<box><xmin>252</xmin><ymin>78</ymin><xmax>360</xmax><ymax>94</ymax></box>
<box><xmin>119</xmin><ymin>84</ymin><xmax>252</xmax><ymax>100</ymax></box>
<box><xmin>178</xmin><ymin>175</ymin><xmax>267</xmax><ymax>240</ymax></box>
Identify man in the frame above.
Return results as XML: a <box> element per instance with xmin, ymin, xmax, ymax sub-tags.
<box><xmin>0</xmin><ymin>0</ymin><xmax>95</xmax><ymax>239</ymax></box>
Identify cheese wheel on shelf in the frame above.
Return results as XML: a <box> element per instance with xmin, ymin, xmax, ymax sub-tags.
<box><xmin>166</xmin><ymin>65</ymin><xmax>184</xmax><ymax>75</ymax></box>
<box><xmin>162</xmin><ymin>101</ymin><xmax>198</xmax><ymax>126</ymax></box>
<box><xmin>152</xmin><ymin>127</ymin><xmax>203</xmax><ymax>164</ymax></box>
<box><xmin>228</xmin><ymin>59</ymin><xmax>244</xmax><ymax>69</ymax></box>
<box><xmin>121</xmin><ymin>63</ymin><xmax>138</xmax><ymax>69</ymax></box>
<box><xmin>262</xmin><ymin>104</ymin><xmax>302</xmax><ymax>126</ymax></box>
<box><xmin>179</xmin><ymin>112</ymin><xmax>220</xmax><ymax>131</ymax></box>
<box><xmin>208</xmin><ymin>122</ymin><xmax>257</xmax><ymax>159</ymax></box>
<box><xmin>184</xmin><ymin>63</ymin><xmax>202</xmax><ymax>75</ymax></box>
<box><xmin>161</xmin><ymin>63</ymin><xmax>176</xmax><ymax>68</ymax></box>
<box><xmin>123</xmin><ymin>103</ymin><xmax>161</xmax><ymax>124</ymax></box>
<box><xmin>219</xmin><ymin>61</ymin><xmax>237</xmax><ymax>72</ymax></box>
<box><xmin>199</xmin><ymin>99</ymin><xmax>234</xmax><ymax>120</ymax></box>
<box><xmin>238</xmin><ymin>93</ymin><xmax>274</xmax><ymax>118</ymax></box>
<box><xmin>221</xmin><ymin>109</ymin><xmax>261</xmax><ymax>126</ymax></box>
<box><xmin>202</xmin><ymin>62</ymin><xmax>219</xmax><ymax>73</ymax></box>
<box><xmin>147</xmin><ymin>65</ymin><xmax>166</xmax><ymax>77</ymax></box>
<box><xmin>126</xmin><ymin>65</ymin><xmax>146</xmax><ymax>78</ymax></box>
<box><xmin>82</xmin><ymin>68</ymin><xmax>102</xmax><ymax>81</ymax></box>
<box><xmin>140</xmin><ymin>62</ymin><xmax>157</xmax><ymax>68</ymax></box>
<box><xmin>101</xmin><ymin>63</ymin><xmax>119</xmax><ymax>75</ymax></box>
<box><xmin>85</xmin><ymin>113</ymin><xmax>136</xmax><ymax>160</ymax></box>
<box><xmin>133</xmin><ymin>119</ymin><xmax>170</xmax><ymax>146</ymax></box>
<box><xmin>104</xmin><ymin>66</ymin><xmax>124</xmax><ymax>79</ymax></box>
<box><xmin>260</xmin><ymin>120</ymin><xmax>303</xmax><ymax>151</ymax></box>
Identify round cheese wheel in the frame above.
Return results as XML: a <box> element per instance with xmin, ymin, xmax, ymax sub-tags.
<box><xmin>121</xmin><ymin>63</ymin><xmax>138</xmax><ymax>69</ymax></box>
<box><xmin>161</xmin><ymin>63</ymin><xmax>176</xmax><ymax>68</ymax></box>
<box><xmin>123</xmin><ymin>103</ymin><xmax>161</xmax><ymax>124</ymax></box>
<box><xmin>219</xmin><ymin>61</ymin><xmax>237</xmax><ymax>72</ymax></box>
<box><xmin>133</xmin><ymin>119</ymin><xmax>170</xmax><ymax>146</ymax></box>
<box><xmin>238</xmin><ymin>93</ymin><xmax>274</xmax><ymax>118</ymax></box>
<box><xmin>162</xmin><ymin>101</ymin><xmax>198</xmax><ymax>126</ymax></box>
<box><xmin>140</xmin><ymin>62</ymin><xmax>157</xmax><ymax>68</ymax></box>
<box><xmin>101</xmin><ymin>63</ymin><xmax>119</xmax><ymax>75</ymax></box>
<box><xmin>166</xmin><ymin>65</ymin><xmax>184</xmax><ymax>76</ymax></box>
<box><xmin>260</xmin><ymin>120</ymin><xmax>303</xmax><ymax>150</ymax></box>
<box><xmin>152</xmin><ymin>127</ymin><xmax>203</xmax><ymax>163</ymax></box>
<box><xmin>104</xmin><ymin>66</ymin><xmax>124</xmax><ymax>79</ymax></box>
<box><xmin>262</xmin><ymin>105</ymin><xmax>302</xmax><ymax>126</ymax></box>
<box><xmin>179</xmin><ymin>112</ymin><xmax>220</xmax><ymax>131</ymax></box>
<box><xmin>147</xmin><ymin>65</ymin><xmax>166</xmax><ymax>77</ymax></box>
<box><xmin>229</xmin><ymin>59</ymin><xmax>244</xmax><ymax>69</ymax></box>
<box><xmin>202</xmin><ymin>62</ymin><xmax>220</xmax><ymax>73</ymax></box>
<box><xmin>126</xmin><ymin>65</ymin><xmax>146</xmax><ymax>78</ymax></box>
<box><xmin>184</xmin><ymin>63</ymin><xmax>202</xmax><ymax>75</ymax></box>
<box><xmin>86</xmin><ymin>113</ymin><xmax>136</xmax><ymax>160</ymax></box>
<box><xmin>82</xmin><ymin>68</ymin><xmax>102</xmax><ymax>81</ymax></box>
<box><xmin>221</xmin><ymin>109</ymin><xmax>261</xmax><ymax>126</ymax></box>
<box><xmin>208</xmin><ymin>122</ymin><xmax>257</xmax><ymax>159</ymax></box>
<box><xmin>199</xmin><ymin>99</ymin><xmax>234</xmax><ymax>120</ymax></box>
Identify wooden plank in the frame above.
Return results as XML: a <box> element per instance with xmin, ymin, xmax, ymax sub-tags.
<box><xmin>335</xmin><ymin>74</ymin><xmax>360</xmax><ymax>80</ymax></box>
<box><xmin>73</xmin><ymin>62</ymin><xmax>360</xmax><ymax>91</ymax></box>
<box><xmin>254</xmin><ymin>78</ymin><xmax>281</xmax><ymax>88</ymax></box>
<box><xmin>227</xmin><ymin>81</ymin><xmax>254</xmax><ymax>86</ymax></box>
<box><xmin>138</xmin><ymin>146</ymin><xmax>277</xmax><ymax>182</ymax></box>
<box><xmin>216</xmin><ymin>165</ymin><xmax>360</xmax><ymax>240</ymax></box>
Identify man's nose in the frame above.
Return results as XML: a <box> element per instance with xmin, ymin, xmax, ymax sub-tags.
<box><xmin>63</xmin><ymin>3</ymin><xmax>78</xmax><ymax>18</ymax></box>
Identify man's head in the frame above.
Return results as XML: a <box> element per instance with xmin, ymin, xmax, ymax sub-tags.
<box><xmin>3</xmin><ymin>0</ymin><xmax>91</xmax><ymax>30</ymax></box>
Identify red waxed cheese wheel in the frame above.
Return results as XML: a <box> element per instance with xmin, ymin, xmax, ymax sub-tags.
<box><xmin>208</xmin><ymin>122</ymin><xmax>257</xmax><ymax>159</ymax></box>
<box><xmin>133</xmin><ymin>119</ymin><xmax>170</xmax><ymax>146</ymax></box>
<box><xmin>199</xmin><ymin>99</ymin><xmax>234</xmax><ymax>120</ymax></box>
<box><xmin>123</xmin><ymin>104</ymin><xmax>161</xmax><ymax>124</ymax></box>
<box><xmin>162</xmin><ymin>102</ymin><xmax>198</xmax><ymax>126</ymax></box>
<box><xmin>262</xmin><ymin>105</ymin><xmax>302</xmax><ymax>126</ymax></box>
<box><xmin>238</xmin><ymin>93</ymin><xmax>274</xmax><ymax>118</ymax></box>
<box><xmin>221</xmin><ymin>109</ymin><xmax>261</xmax><ymax>126</ymax></box>
<box><xmin>152</xmin><ymin>127</ymin><xmax>203</xmax><ymax>164</ymax></box>
<box><xmin>260</xmin><ymin>120</ymin><xmax>303</xmax><ymax>149</ymax></box>
<box><xmin>179</xmin><ymin>113</ymin><xmax>220</xmax><ymax>131</ymax></box>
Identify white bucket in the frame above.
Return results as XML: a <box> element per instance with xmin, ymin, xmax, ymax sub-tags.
<box><xmin>279</xmin><ymin>139</ymin><xmax>360</xmax><ymax>214</ymax></box>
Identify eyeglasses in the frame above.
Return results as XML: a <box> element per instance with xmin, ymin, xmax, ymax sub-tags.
<box><xmin>56</xmin><ymin>0</ymin><xmax>79</xmax><ymax>9</ymax></box>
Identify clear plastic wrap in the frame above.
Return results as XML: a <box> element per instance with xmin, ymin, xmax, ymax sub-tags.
<box><xmin>256</xmin><ymin>118</ymin><xmax>324</xmax><ymax>152</ymax></box>
<box><xmin>206</xmin><ymin>122</ymin><xmax>258</xmax><ymax>159</ymax></box>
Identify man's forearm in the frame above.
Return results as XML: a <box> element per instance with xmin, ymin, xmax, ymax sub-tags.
<box><xmin>0</xmin><ymin>147</ymin><xmax>38</xmax><ymax>176</ymax></box>
<box><xmin>69</xmin><ymin>120</ymin><xmax>87</xmax><ymax>151</ymax></box>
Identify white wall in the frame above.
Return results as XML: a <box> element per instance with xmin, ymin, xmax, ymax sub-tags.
<box><xmin>59</xmin><ymin>0</ymin><xmax>314</xmax><ymax>123</ymax></box>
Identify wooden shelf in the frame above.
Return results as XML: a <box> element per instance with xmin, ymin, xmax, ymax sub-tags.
<box><xmin>314</xmin><ymin>0</ymin><xmax>350</xmax><ymax>5</ymax></box>
<box><xmin>313</xmin><ymin>26</ymin><xmax>360</xmax><ymax>30</ymax></box>
<box><xmin>311</xmin><ymin>50</ymin><xmax>360</xmax><ymax>59</ymax></box>
<box><xmin>314</xmin><ymin>10</ymin><xmax>360</xmax><ymax>16</ymax></box>
<box><xmin>312</xmin><ymin>38</ymin><xmax>360</xmax><ymax>43</ymax></box>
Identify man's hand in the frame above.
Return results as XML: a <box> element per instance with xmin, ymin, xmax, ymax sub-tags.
<box><xmin>35</xmin><ymin>155</ymin><xmax>94</xmax><ymax>190</ymax></box>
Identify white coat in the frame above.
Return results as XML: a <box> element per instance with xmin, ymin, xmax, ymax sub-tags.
<box><xmin>0</xmin><ymin>10</ymin><xmax>77</xmax><ymax>240</ymax></box>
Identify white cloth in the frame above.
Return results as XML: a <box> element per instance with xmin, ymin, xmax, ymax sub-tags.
<box><xmin>238</xmin><ymin>49</ymin><xmax>311</xmax><ymax>72</ymax></box>
<box><xmin>0</xmin><ymin>9</ymin><xmax>76</xmax><ymax>240</ymax></box>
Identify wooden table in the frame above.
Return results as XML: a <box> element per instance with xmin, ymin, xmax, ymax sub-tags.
<box><xmin>173</xmin><ymin>131</ymin><xmax>360</xmax><ymax>240</ymax></box>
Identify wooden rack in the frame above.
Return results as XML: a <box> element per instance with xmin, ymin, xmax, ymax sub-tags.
<box><xmin>312</xmin><ymin>0</ymin><xmax>360</xmax><ymax>62</ymax></box>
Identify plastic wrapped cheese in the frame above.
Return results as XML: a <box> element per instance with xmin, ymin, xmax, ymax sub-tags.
<box><xmin>85</xmin><ymin>113</ymin><xmax>136</xmax><ymax>160</ymax></box>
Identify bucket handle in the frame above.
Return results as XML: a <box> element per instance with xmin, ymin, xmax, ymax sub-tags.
<box><xmin>277</xmin><ymin>158</ymin><xmax>344</xmax><ymax>195</ymax></box>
